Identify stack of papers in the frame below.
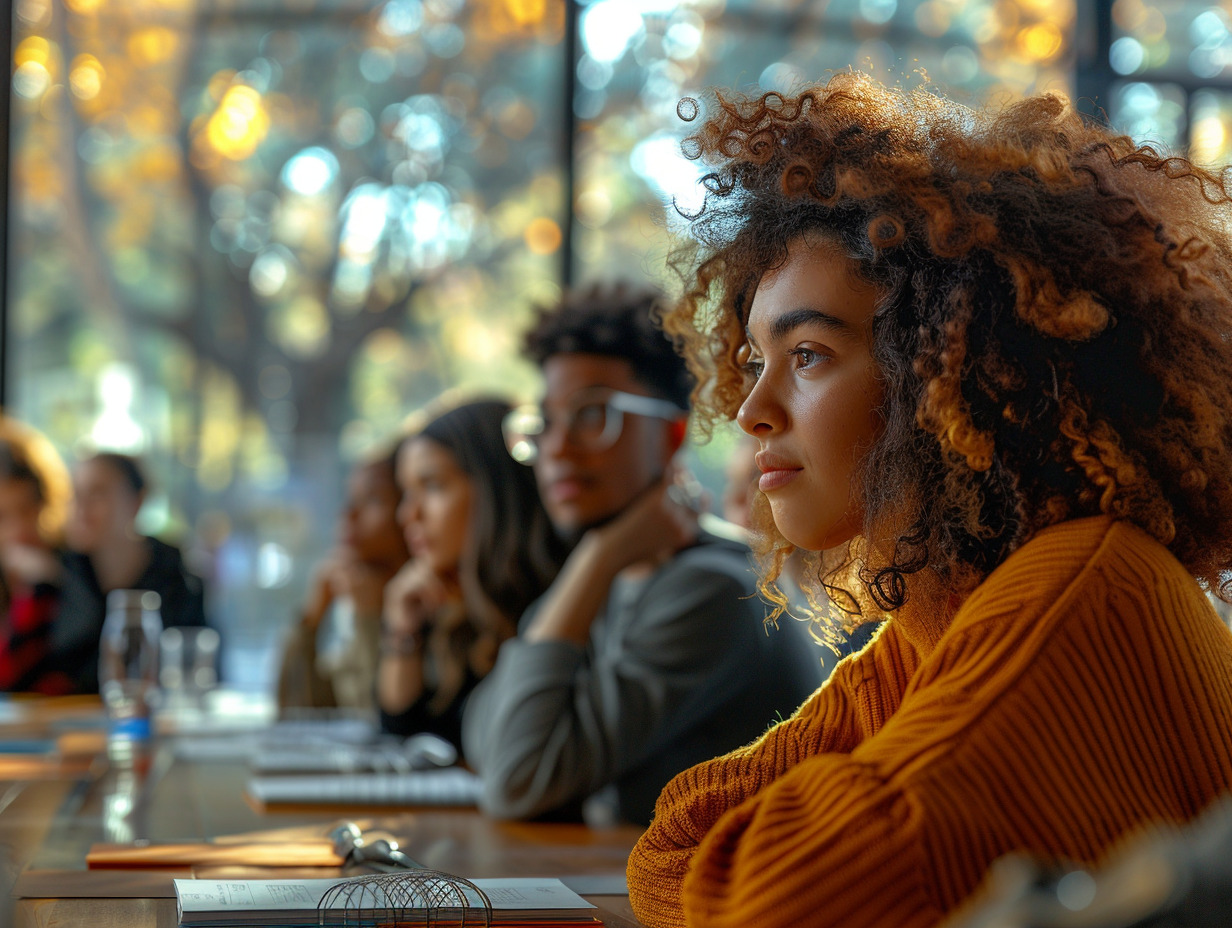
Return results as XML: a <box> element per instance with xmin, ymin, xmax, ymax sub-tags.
<box><xmin>175</xmin><ymin>876</ymin><xmax>599</xmax><ymax>926</ymax></box>
<box><xmin>173</xmin><ymin>716</ymin><xmax>378</xmax><ymax>764</ymax></box>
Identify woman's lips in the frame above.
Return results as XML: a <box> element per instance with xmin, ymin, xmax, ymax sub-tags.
<box><xmin>755</xmin><ymin>450</ymin><xmax>802</xmax><ymax>491</ymax></box>
<box><xmin>758</xmin><ymin>468</ymin><xmax>802</xmax><ymax>491</ymax></box>
<box><xmin>545</xmin><ymin>476</ymin><xmax>587</xmax><ymax>503</ymax></box>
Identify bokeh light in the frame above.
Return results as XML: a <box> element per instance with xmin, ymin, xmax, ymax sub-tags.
<box><xmin>281</xmin><ymin>147</ymin><xmax>340</xmax><ymax>196</ymax></box>
<box><xmin>524</xmin><ymin>216</ymin><xmax>562</xmax><ymax>254</ymax></box>
<box><xmin>204</xmin><ymin>84</ymin><xmax>270</xmax><ymax>160</ymax></box>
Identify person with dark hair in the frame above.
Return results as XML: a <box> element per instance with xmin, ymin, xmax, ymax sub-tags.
<box><xmin>0</xmin><ymin>419</ymin><xmax>73</xmax><ymax>694</ymax></box>
<box><xmin>625</xmin><ymin>73</ymin><xmax>1232</xmax><ymax>928</ymax></box>
<box><xmin>460</xmin><ymin>286</ymin><xmax>821</xmax><ymax>825</ymax></box>
<box><xmin>58</xmin><ymin>452</ymin><xmax>207</xmax><ymax>693</ymax></box>
<box><xmin>277</xmin><ymin>445</ymin><xmax>409</xmax><ymax>711</ymax></box>
<box><xmin>378</xmin><ymin>398</ymin><xmax>569</xmax><ymax>750</ymax></box>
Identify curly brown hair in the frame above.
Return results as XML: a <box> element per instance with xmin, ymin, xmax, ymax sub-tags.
<box><xmin>665</xmin><ymin>72</ymin><xmax>1232</xmax><ymax>633</ymax></box>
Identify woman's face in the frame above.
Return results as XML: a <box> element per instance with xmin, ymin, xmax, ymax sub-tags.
<box><xmin>396</xmin><ymin>437</ymin><xmax>473</xmax><ymax>575</ymax></box>
<box><xmin>737</xmin><ymin>237</ymin><xmax>884</xmax><ymax>552</ymax></box>
<box><xmin>66</xmin><ymin>458</ymin><xmax>141</xmax><ymax>554</ymax></box>
<box><xmin>340</xmin><ymin>461</ymin><xmax>407</xmax><ymax>568</ymax></box>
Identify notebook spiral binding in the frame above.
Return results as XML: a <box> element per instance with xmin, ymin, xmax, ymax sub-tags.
<box><xmin>317</xmin><ymin>870</ymin><xmax>494</xmax><ymax>927</ymax></box>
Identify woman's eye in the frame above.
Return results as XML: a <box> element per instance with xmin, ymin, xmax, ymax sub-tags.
<box><xmin>789</xmin><ymin>346</ymin><xmax>827</xmax><ymax>369</ymax></box>
<box><xmin>741</xmin><ymin>358</ymin><xmax>765</xmax><ymax>380</ymax></box>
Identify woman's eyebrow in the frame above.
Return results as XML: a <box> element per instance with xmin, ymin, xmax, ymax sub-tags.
<box><xmin>768</xmin><ymin>307</ymin><xmax>855</xmax><ymax>343</ymax></box>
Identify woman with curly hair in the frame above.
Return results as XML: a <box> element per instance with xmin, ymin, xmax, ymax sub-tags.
<box><xmin>627</xmin><ymin>72</ymin><xmax>1232</xmax><ymax>928</ymax></box>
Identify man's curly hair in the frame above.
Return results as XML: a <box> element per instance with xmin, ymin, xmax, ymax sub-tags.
<box><xmin>523</xmin><ymin>284</ymin><xmax>694</xmax><ymax>409</ymax></box>
<box><xmin>665</xmin><ymin>72</ymin><xmax>1232</xmax><ymax>635</ymax></box>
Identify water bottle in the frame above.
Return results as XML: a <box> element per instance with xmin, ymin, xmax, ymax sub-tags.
<box><xmin>98</xmin><ymin>589</ymin><xmax>163</xmax><ymax>741</ymax></box>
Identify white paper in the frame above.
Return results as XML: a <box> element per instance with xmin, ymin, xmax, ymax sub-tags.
<box><xmin>175</xmin><ymin>876</ymin><xmax>596</xmax><ymax>926</ymax></box>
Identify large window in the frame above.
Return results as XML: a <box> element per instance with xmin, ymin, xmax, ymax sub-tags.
<box><xmin>7</xmin><ymin>0</ymin><xmax>1226</xmax><ymax>686</ymax></box>
<box><xmin>574</xmin><ymin>0</ymin><xmax>1078</xmax><ymax>285</ymax></box>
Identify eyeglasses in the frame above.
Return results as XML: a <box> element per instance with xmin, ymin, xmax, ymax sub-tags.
<box><xmin>503</xmin><ymin>389</ymin><xmax>686</xmax><ymax>464</ymax></box>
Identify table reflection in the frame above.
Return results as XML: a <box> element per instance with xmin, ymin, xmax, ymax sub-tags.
<box><xmin>100</xmin><ymin>737</ymin><xmax>153</xmax><ymax>845</ymax></box>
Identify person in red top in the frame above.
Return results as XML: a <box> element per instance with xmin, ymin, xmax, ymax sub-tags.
<box><xmin>626</xmin><ymin>72</ymin><xmax>1232</xmax><ymax>928</ymax></box>
<box><xmin>0</xmin><ymin>420</ymin><xmax>73</xmax><ymax>694</ymax></box>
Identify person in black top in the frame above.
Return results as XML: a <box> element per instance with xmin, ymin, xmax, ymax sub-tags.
<box><xmin>56</xmin><ymin>452</ymin><xmax>207</xmax><ymax>693</ymax></box>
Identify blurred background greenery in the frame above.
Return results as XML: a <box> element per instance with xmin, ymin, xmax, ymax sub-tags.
<box><xmin>7</xmin><ymin>0</ymin><xmax>1231</xmax><ymax>687</ymax></box>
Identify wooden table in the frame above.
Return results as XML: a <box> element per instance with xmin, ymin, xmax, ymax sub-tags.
<box><xmin>0</xmin><ymin>696</ymin><xmax>646</xmax><ymax>927</ymax></box>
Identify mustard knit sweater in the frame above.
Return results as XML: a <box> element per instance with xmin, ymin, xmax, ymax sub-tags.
<box><xmin>627</xmin><ymin>517</ymin><xmax>1232</xmax><ymax>928</ymax></box>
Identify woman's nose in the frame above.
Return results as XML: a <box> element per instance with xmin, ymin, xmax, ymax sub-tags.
<box><xmin>736</xmin><ymin>374</ymin><xmax>785</xmax><ymax>437</ymax></box>
<box><xmin>396</xmin><ymin>497</ymin><xmax>414</xmax><ymax>527</ymax></box>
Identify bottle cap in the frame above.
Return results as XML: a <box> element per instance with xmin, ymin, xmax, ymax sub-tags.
<box><xmin>106</xmin><ymin>589</ymin><xmax>162</xmax><ymax>614</ymax></box>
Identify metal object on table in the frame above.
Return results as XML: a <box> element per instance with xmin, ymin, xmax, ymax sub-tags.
<box><xmin>328</xmin><ymin>820</ymin><xmax>426</xmax><ymax>873</ymax></box>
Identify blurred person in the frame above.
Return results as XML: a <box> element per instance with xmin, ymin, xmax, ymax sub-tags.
<box><xmin>58</xmin><ymin>452</ymin><xmax>207</xmax><ymax>693</ymax></box>
<box><xmin>378</xmin><ymin>398</ymin><xmax>570</xmax><ymax>750</ymax></box>
<box><xmin>461</xmin><ymin>287</ymin><xmax>822</xmax><ymax>826</ymax></box>
<box><xmin>625</xmin><ymin>73</ymin><xmax>1232</xmax><ymax>928</ymax></box>
<box><xmin>0</xmin><ymin>418</ymin><xmax>73</xmax><ymax>694</ymax></box>
<box><xmin>720</xmin><ymin>432</ymin><xmax>761</xmax><ymax>531</ymax></box>
<box><xmin>277</xmin><ymin>446</ymin><xmax>409</xmax><ymax>712</ymax></box>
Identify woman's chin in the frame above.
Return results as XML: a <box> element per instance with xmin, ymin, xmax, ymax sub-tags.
<box><xmin>774</xmin><ymin>520</ymin><xmax>861</xmax><ymax>554</ymax></box>
<box><xmin>775</xmin><ymin>529</ymin><xmax>826</xmax><ymax>553</ymax></box>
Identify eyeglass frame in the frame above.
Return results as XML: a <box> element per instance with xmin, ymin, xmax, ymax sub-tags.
<box><xmin>502</xmin><ymin>388</ymin><xmax>687</xmax><ymax>464</ymax></box>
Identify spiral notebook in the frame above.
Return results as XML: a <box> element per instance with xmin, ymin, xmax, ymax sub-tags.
<box><xmin>245</xmin><ymin>767</ymin><xmax>482</xmax><ymax>807</ymax></box>
<box><xmin>174</xmin><ymin>874</ymin><xmax>599</xmax><ymax>927</ymax></box>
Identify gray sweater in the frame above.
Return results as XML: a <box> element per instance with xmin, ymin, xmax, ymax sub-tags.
<box><xmin>460</xmin><ymin>534</ymin><xmax>823</xmax><ymax>824</ymax></box>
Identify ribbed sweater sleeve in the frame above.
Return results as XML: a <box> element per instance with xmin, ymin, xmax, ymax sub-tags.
<box><xmin>628</xmin><ymin>619</ymin><xmax>923</xmax><ymax>927</ymax></box>
<box><xmin>627</xmin><ymin>518</ymin><xmax>1232</xmax><ymax>928</ymax></box>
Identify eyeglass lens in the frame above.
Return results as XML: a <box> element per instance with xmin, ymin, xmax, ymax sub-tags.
<box><xmin>506</xmin><ymin>399</ymin><xmax>621</xmax><ymax>460</ymax></box>
<box><xmin>565</xmin><ymin>402</ymin><xmax>614</xmax><ymax>449</ymax></box>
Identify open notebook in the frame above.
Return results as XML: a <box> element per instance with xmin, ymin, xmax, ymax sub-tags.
<box><xmin>245</xmin><ymin>767</ymin><xmax>482</xmax><ymax>806</ymax></box>
<box><xmin>175</xmin><ymin>875</ymin><xmax>598</xmax><ymax>927</ymax></box>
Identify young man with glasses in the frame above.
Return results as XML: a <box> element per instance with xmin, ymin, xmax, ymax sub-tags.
<box><xmin>460</xmin><ymin>287</ymin><xmax>822</xmax><ymax>825</ymax></box>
